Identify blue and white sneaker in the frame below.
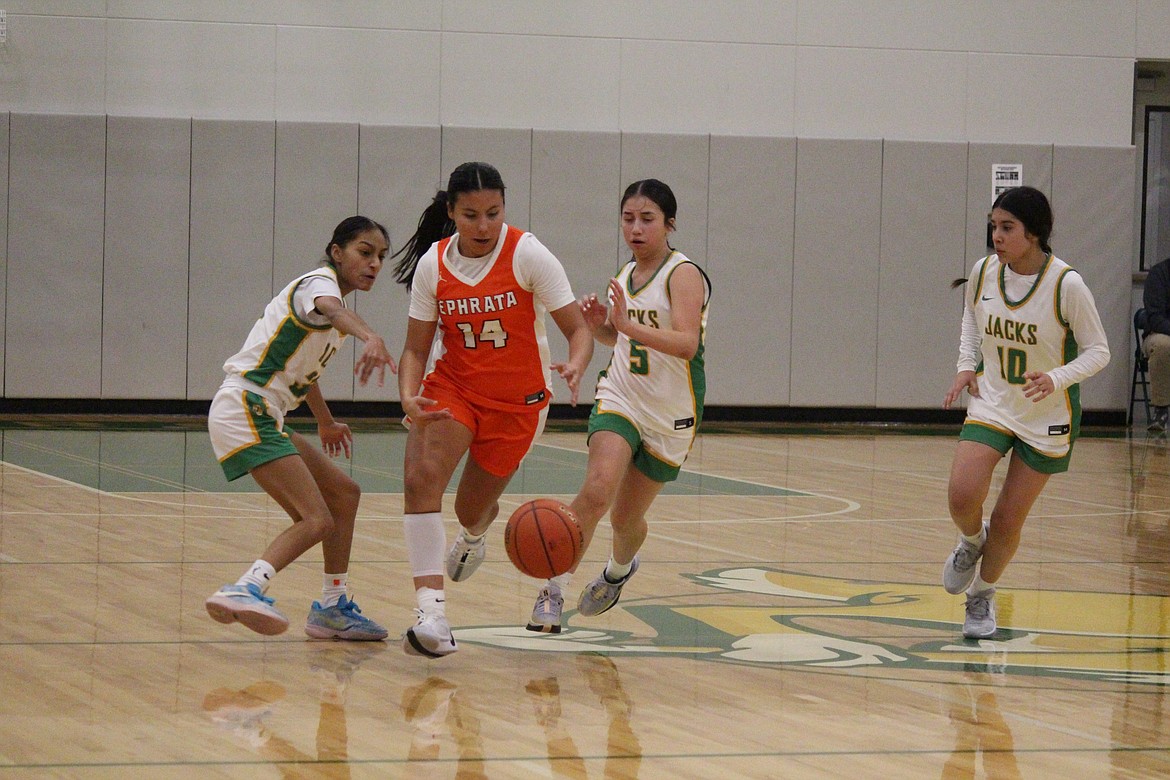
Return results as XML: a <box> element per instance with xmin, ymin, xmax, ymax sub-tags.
<box><xmin>305</xmin><ymin>595</ymin><xmax>389</xmax><ymax>641</ymax></box>
<box><xmin>205</xmin><ymin>583</ymin><xmax>289</xmax><ymax>636</ymax></box>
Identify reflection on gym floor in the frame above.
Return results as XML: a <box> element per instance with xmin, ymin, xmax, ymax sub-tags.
<box><xmin>1</xmin><ymin>422</ymin><xmax>1168</xmax><ymax>776</ymax></box>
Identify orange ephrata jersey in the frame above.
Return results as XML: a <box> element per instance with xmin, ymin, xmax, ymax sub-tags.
<box><xmin>430</xmin><ymin>226</ymin><xmax>551</xmax><ymax>411</ymax></box>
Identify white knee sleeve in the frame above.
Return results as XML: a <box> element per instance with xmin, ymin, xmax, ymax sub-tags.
<box><xmin>403</xmin><ymin>512</ymin><xmax>446</xmax><ymax>577</ymax></box>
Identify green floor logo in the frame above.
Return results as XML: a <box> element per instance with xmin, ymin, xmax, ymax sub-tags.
<box><xmin>457</xmin><ymin>567</ymin><xmax>1170</xmax><ymax>685</ymax></box>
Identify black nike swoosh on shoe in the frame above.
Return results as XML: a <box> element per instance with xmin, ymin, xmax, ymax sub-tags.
<box><xmin>405</xmin><ymin>629</ymin><xmax>455</xmax><ymax>658</ymax></box>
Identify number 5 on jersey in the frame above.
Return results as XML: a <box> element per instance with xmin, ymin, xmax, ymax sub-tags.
<box><xmin>629</xmin><ymin>339</ymin><xmax>649</xmax><ymax>375</ymax></box>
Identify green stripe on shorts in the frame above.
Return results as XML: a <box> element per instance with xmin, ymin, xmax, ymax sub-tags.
<box><xmin>959</xmin><ymin>421</ymin><xmax>1071</xmax><ymax>474</ymax></box>
<box><xmin>219</xmin><ymin>392</ymin><xmax>298</xmax><ymax>481</ymax></box>
<box><xmin>588</xmin><ymin>406</ymin><xmax>681</xmax><ymax>483</ymax></box>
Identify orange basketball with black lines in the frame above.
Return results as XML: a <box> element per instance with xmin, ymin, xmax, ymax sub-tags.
<box><xmin>504</xmin><ymin>498</ymin><xmax>583</xmax><ymax>579</ymax></box>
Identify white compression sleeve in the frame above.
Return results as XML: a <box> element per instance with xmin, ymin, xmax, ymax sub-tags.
<box><xmin>403</xmin><ymin>512</ymin><xmax>446</xmax><ymax>578</ymax></box>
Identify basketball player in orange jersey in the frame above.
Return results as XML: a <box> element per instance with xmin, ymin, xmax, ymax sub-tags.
<box><xmin>390</xmin><ymin>162</ymin><xmax>594</xmax><ymax>657</ymax></box>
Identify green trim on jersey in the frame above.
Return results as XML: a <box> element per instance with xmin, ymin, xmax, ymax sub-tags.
<box><xmin>1063</xmin><ymin>311</ymin><xmax>1083</xmax><ymax>445</ymax></box>
<box><xmin>663</xmin><ymin>259</ymin><xmax>711</xmax><ymax>424</ymax></box>
<box><xmin>1066</xmin><ymin>382</ymin><xmax>1082</xmax><ymax>444</ymax></box>
<box><xmin>588</xmin><ymin>405</ymin><xmax>681</xmax><ymax>482</ymax></box>
<box><xmin>219</xmin><ymin>391</ymin><xmax>298</xmax><ymax>481</ymax></box>
<box><xmin>959</xmin><ymin>421</ymin><xmax>1072</xmax><ymax>474</ymax></box>
<box><xmin>971</xmin><ymin>257</ymin><xmax>991</xmax><ymax>304</ymax></box>
<box><xmin>1054</xmin><ymin>268</ymin><xmax>1083</xmax><ymax>443</ymax></box>
<box><xmin>625</xmin><ymin>251</ymin><xmax>675</xmax><ymax>297</ymax></box>
<box><xmin>242</xmin><ymin>315</ymin><xmax>318</xmax><ymax>390</ymax></box>
<box><xmin>689</xmin><ymin>339</ymin><xmax>707</xmax><ymax>426</ymax></box>
<box><xmin>998</xmin><ymin>253</ymin><xmax>1052</xmax><ymax>309</ymax></box>
<box><xmin>1053</xmin><ymin>268</ymin><xmax>1074</xmax><ymax>329</ymax></box>
<box><xmin>287</xmin><ymin>271</ymin><xmax>341</xmax><ymax>330</ymax></box>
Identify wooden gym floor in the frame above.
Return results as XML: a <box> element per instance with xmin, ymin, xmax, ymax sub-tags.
<box><xmin>0</xmin><ymin>418</ymin><xmax>1167</xmax><ymax>778</ymax></box>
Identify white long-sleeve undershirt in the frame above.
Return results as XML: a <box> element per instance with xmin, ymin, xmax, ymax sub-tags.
<box><xmin>956</xmin><ymin>265</ymin><xmax>1110</xmax><ymax>392</ymax></box>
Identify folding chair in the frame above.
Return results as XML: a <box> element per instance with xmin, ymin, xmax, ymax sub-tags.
<box><xmin>1129</xmin><ymin>308</ymin><xmax>1150</xmax><ymax>426</ymax></box>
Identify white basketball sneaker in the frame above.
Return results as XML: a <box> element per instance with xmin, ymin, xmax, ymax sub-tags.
<box><xmin>943</xmin><ymin>521</ymin><xmax>987</xmax><ymax>595</ymax></box>
<box><xmin>446</xmin><ymin>532</ymin><xmax>486</xmax><ymax>582</ymax></box>
<box><xmin>962</xmin><ymin>589</ymin><xmax>997</xmax><ymax>639</ymax></box>
<box><xmin>577</xmin><ymin>556</ymin><xmax>639</xmax><ymax>617</ymax></box>
<box><xmin>403</xmin><ymin>610</ymin><xmax>458</xmax><ymax>658</ymax></box>
<box><xmin>526</xmin><ymin>586</ymin><xmax>564</xmax><ymax>634</ymax></box>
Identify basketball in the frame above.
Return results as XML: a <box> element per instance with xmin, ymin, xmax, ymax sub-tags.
<box><xmin>504</xmin><ymin>498</ymin><xmax>583</xmax><ymax>579</ymax></box>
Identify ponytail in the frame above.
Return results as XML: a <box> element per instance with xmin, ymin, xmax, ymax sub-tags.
<box><xmin>391</xmin><ymin>192</ymin><xmax>455</xmax><ymax>289</ymax></box>
<box><xmin>391</xmin><ymin>162</ymin><xmax>508</xmax><ymax>290</ymax></box>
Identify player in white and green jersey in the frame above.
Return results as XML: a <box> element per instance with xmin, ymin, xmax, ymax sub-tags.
<box><xmin>217</xmin><ymin>265</ymin><xmax>346</xmax><ymax>433</ymax></box>
<box><xmin>205</xmin><ymin>216</ymin><xmax>397</xmax><ymax>641</ymax></box>
<box><xmin>526</xmin><ymin>179</ymin><xmax>711</xmax><ymax>634</ymax></box>
<box><xmin>941</xmin><ymin>187</ymin><xmax>1110</xmax><ymax>641</ymax></box>
<box><xmin>958</xmin><ymin>251</ymin><xmax>1109</xmax><ymax>466</ymax></box>
<box><xmin>593</xmin><ymin>248</ymin><xmax>710</xmax><ymax>479</ymax></box>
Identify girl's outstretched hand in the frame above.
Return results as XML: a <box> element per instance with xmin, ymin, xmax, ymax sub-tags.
<box><xmin>606</xmin><ymin>278</ymin><xmax>628</xmax><ymax>333</ymax></box>
<box><xmin>551</xmin><ymin>361</ymin><xmax>582</xmax><ymax>406</ymax></box>
<box><xmin>355</xmin><ymin>336</ymin><xmax>397</xmax><ymax>386</ymax></box>
<box><xmin>402</xmin><ymin>394</ymin><xmax>453</xmax><ymax>426</ymax></box>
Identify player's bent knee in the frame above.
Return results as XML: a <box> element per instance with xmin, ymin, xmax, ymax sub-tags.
<box><xmin>609</xmin><ymin>514</ymin><xmax>647</xmax><ymax>537</ymax></box>
<box><xmin>403</xmin><ymin>466</ymin><xmax>446</xmax><ymax>501</ymax></box>
<box><xmin>339</xmin><ymin>476</ymin><xmax>361</xmax><ymax>506</ymax></box>
<box><xmin>320</xmin><ymin>477</ymin><xmax>360</xmax><ymax>518</ymax></box>
<box><xmin>947</xmin><ymin>486</ymin><xmax>983</xmax><ymax>518</ymax></box>
<box><xmin>575</xmin><ymin>483</ymin><xmax>612</xmax><ymax>520</ymax></box>
<box><xmin>304</xmin><ymin>514</ymin><xmax>337</xmax><ymax>541</ymax></box>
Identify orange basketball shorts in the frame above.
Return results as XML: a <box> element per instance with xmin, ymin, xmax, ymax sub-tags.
<box><xmin>420</xmin><ymin>374</ymin><xmax>548</xmax><ymax>477</ymax></box>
